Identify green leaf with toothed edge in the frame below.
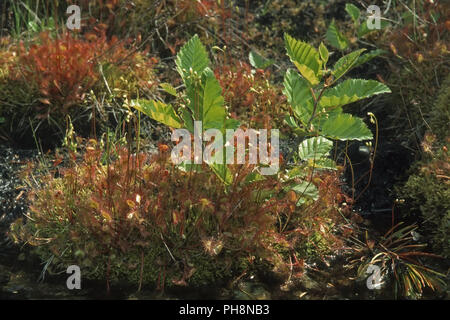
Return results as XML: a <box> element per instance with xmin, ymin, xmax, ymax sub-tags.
<box><xmin>209</xmin><ymin>155</ymin><xmax>233</xmax><ymax>186</ymax></box>
<box><xmin>352</xmin><ymin>49</ymin><xmax>387</xmax><ymax>70</ymax></box>
<box><xmin>298</xmin><ymin>136</ymin><xmax>333</xmax><ymax>161</ymax></box>
<box><xmin>284</xmin><ymin>33</ymin><xmax>322</xmax><ymax>86</ymax></box>
<box><xmin>283</xmin><ymin>69</ymin><xmax>314</xmax><ymax>125</ymax></box>
<box><xmin>332</xmin><ymin>49</ymin><xmax>366</xmax><ymax>83</ymax></box>
<box><xmin>198</xmin><ymin>68</ymin><xmax>227</xmax><ymax>131</ymax></box>
<box><xmin>160</xmin><ymin>83</ymin><xmax>177</xmax><ymax>96</ymax></box>
<box><xmin>319</xmin><ymin>42</ymin><xmax>329</xmax><ymax>65</ymax></box>
<box><xmin>292</xmin><ymin>181</ymin><xmax>319</xmax><ymax>205</ymax></box>
<box><xmin>130</xmin><ymin>99</ymin><xmax>182</xmax><ymax>128</ymax></box>
<box><xmin>326</xmin><ymin>21</ymin><xmax>349</xmax><ymax>50</ymax></box>
<box><xmin>284</xmin><ymin>115</ymin><xmax>299</xmax><ymax>129</ymax></box>
<box><xmin>225</xmin><ymin>118</ymin><xmax>240</xmax><ymax>130</ymax></box>
<box><xmin>180</xmin><ymin>107</ymin><xmax>194</xmax><ymax>133</ymax></box>
<box><xmin>210</xmin><ymin>164</ymin><xmax>233</xmax><ymax>185</ymax></box>
<box><xmin>345</xmin><ymin>3</ymin><xmax>361</xmax><ymax>24</ymax></box>
<box><xmin>298</xmin><ymin>136</ymin><xmax>337</xmax><ymax>170</ymax></box>
<box><xmin>175</xmin><ymin>34</ymin><xmax>210</xmax><ymax>86</ymax></box>
<box><xmin>320</xmin><ymin>79</ymin><xmax>391</xmax><ymax>109</ymax></box>
<box><xmin>284</xmin><ymin>115</ymin><xmax>309</xmax><ymax>137</ymax></box>
<box><xmin>321</xmin><ymin>113</ymin><xmax>373</xmax><ymax>141</ymax></box>
<box><xmin>312</xmin><ymin>158</ymin><xmax>338</xmax><ymax>170</ymax></box>
<box><xmin>184</xmin><ymin>68</ymin><xmax>227</xmax><ymax>131</ymax></box>
<box><xmin>249</xmin><ymin>51</ymin><xmax>274</xmax><ymax>69</ymax></box>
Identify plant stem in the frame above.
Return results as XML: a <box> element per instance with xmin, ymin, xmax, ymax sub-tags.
<box><xmin>307</xmin><ymin>86</ymin><xmax>326</xmax><ymax>128</ymax></box>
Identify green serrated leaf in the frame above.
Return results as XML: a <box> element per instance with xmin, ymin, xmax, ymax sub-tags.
<box><xmin>181</xmin><ymin>107</ymin><xmax>194</xmax><ymax>133</ymax></box>
<box><xmin>284</xmin><ymin>115</ymin><xmax>299</xmax><ymax>129</ymax></box>
<box><xmin>319</xmin><ymin>42</ymin><xmax>329</xmax><ymax>65</ymax></box>
<box><xmin>175</xmin><ymin>34</ymin><xmax>210</xmax><ymax>84</ymax></box>
<box><xmin>225</xmin><ymin>118</ymin><xmax>240</xmax><ymax>130</ymax></box>
<box><xmin>209</xmin><ymin>163</ymin><xmax>233</xmax><ymax>185</ymax></box>
<box><xmin>292</xmin><ymin>181</ymin><xmax>319</xmax><ymax>204</ymax></box>
<box><xmin>284</xmin><ymin>33</ymin><xmax>321</xmax><ymax>86</ymax></box>
<box><xmin>199</xmin><ymin>68</ymin><xmax>226</xmax><ymax>130</ymax></box>
<box><xmin>332</xmin><ymin>49</ymin><xmax>366</xmax><ymax>82</ymax></box>
<box><xmin>313</xmin><ymin>158</ymin><xmax>337</xmax><ymax>170</ymax></box>
<box><xmin>298</xmin><ymin>136</ymin><xmax>333</xmax><ymax>160</ymax></box>
<box><xmin>320</xmin><ymin>79</ymin><xmax>391</xmax><ymax>109</ymax></box>
<box><xmin>326</xmin><ymin>21</ymin><xmax>349</xmax><ymax>51</ymax></box>
<box><xmin>345</xmin><ymin>3</ymin><xmax>361</xmax><ymax>23</ymax></box>
<box><xmin>160</xmin><ymin>83</ymin><xmax>177</xmax><ymax>96</ymax></box>
<box><xmin>312</xmin><ymin>105</ymin><xmax>343</xmax><ymax>129</ymax></box>
<box><xmin>283</xmin><ymin>69</ymin><xmax>314</xmax><ymax>124</ymax></box>
<box><xmin>184</xmin><ymin>68</ymin><xmax>227</xmax><ymax>131</ymax></box>
<box><xmin>130</xmin><ymin>99</ymin><xmax>182</xmax><ymax>128</ymax></box>
<box><xmin>321</xmin><ymin>113</ymin><xmax>373</xmax><ymax>141</ymax></box>
<box><xmin>352</xmin><ymin>49</ymin><xmax>386</xmax><ymax>69</ymax></box>
<box><xmin>249</xmin><ymin>51</ymin><xmax>274</xmax><ymax>69</ymax></box>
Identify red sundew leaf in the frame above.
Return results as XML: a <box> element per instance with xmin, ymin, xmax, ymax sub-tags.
<box><xmin>53</xmin><ymin>158</ymin><xmax>62</xmax><ymax>167</ymax></box>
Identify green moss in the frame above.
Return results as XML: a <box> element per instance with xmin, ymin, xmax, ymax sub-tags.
<box><xmin>384</xmin><ymin>60</ymin><xmax>449</xmax><ymax>149</ymax></box>
<box><xmin>429</xmin><ymin>74</ymin><xmax>450</xmax><ymax>143</ymax></box>
<box><xmin>395</xmin><ymin>73</ymin><xmax>450</xmax><ymax>259</ymax></box>
<box><xmin>183</xmin><ymin>252</ymin><xmax>236</xmax><ymax>287</ymax></box>
<box><xmin>0</xmin><ymin>77</ymin><xmax>38</xmax><ymax>123</ymax></box>
<box><xmin>396</xmin><ymin>75</ymin><xmax>450</xmax><ymax>257</ymax></box>
<box><xmin>398</xmin><ymin>151</ymin><xmax>450</xmax><ymax>259</ymax></box>
<box><xmin>295</xmin><ymin>231</ymin><xmax>331</xmax><ymax>260</ymax></box>
<box><xmin>29</xmin><ymin>236</ymin><xmax>247</xmax><ymax>289</ymax></box>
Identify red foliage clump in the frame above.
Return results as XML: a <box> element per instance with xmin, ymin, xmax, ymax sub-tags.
<box><xmin>18</xmin><ymin>32</ymin><xmax>98</xmax><ymax>116</ymax></box>
<box><xmin>14</xmin><ymin>30</ymin><xmax>157</xmax><ymax>119</ymax></box>
<box><xmin>12</xmin><ymin>139</ymin><xmax>295</xmax><ymax>287</ymax></box>
<box><xmin>214</xmin><ymin>59</ymin><xmax>286</xmax><ymax>129</ymax></box>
